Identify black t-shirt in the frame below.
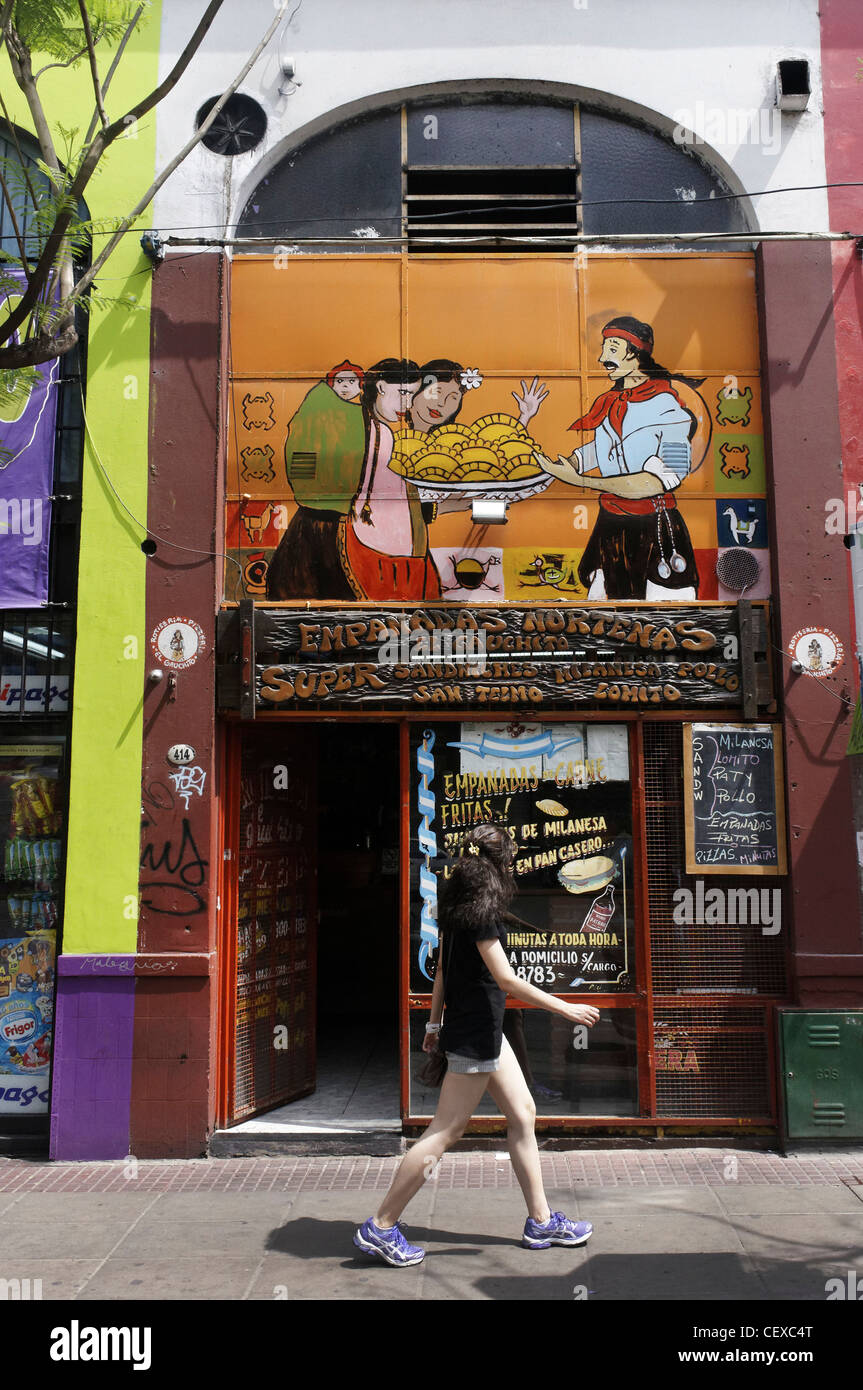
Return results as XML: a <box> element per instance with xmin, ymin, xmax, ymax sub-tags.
<box><xmin>438</xmin><ymin>919</ymin><xmax>509</xmax><ymax>1060</ymax></box>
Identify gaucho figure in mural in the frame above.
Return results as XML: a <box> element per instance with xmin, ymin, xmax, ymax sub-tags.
<box><xmin>541</xmin><ymin>316</ymin><xmax>705</xmax><ymax>600</ymax></box>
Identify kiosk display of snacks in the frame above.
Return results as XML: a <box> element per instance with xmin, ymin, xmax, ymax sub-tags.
<box><xmin>0</xmin><ymin>742</ymin><xmax>63</xmax><ymax>1119</ymax></box>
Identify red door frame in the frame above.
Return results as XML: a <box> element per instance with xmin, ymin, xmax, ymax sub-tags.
<box><xmin>217</xmin><ymin>709</ymin><xmax>782</xmax><ymax>1134</ymax></box>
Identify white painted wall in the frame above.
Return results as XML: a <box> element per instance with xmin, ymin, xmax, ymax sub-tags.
<box><xmin>151</xmin><ymin>0</ymin><xmax>828</xmax><ymax>240</ymax></box>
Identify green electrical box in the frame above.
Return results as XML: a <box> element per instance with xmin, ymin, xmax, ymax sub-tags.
<box><xmin>778</xmin><ymin>1010</ymin><xmax>863</xmax><ymax>1140</ymax></box>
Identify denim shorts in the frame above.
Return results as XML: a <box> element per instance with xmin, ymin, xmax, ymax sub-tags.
<box><xmin>445</xmin><ymin>1052</ymin><xmax>501</xmax><ymax>1074</ymax></box>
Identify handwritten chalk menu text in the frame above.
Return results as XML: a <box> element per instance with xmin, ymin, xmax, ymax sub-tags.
<box><xmin>684</xmin><ymin>724</ymin><xmax>787</xmax><ymax>875</ymax></box>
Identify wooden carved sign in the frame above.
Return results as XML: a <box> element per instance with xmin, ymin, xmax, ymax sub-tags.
<box><xmin>217</xmin><ymin>602</ymin><xmax>771</xmax><ymax>713</ymax></box>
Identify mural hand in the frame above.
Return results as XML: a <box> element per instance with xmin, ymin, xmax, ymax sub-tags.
<box><xmin>535</xmin><ymin>452</ymin><xmax>583</xmax><ymax>485</ymax></box>
<box><xmin>513</xmin><ymin>376</ymin><xmax>549</xmax><ymax>423</ymax></box>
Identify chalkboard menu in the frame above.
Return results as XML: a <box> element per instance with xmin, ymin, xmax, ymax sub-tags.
<box><xmin>683</xmin><ymin>724</ymin><xmax>787</xmax><ymax>875</ymax></box>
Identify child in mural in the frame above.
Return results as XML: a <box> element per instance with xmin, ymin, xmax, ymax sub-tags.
<box><xmin>538</xmin><ymin>316</ymin><xmax>706</xmax><ymax>600</ymax></box>
<box><xmin>339</xmin><ymin>359</ymin><xmax>549</xmax><ymax>601</ymax></box>
<box><xmin>353</xmin><ymin>823</ymin><xmax>599</xmax><ymax>1267</ymax></box>
<box><xmin>265</xmin><ymin>361</ymin><xmax>367</xmax><ymax>600</ymax></box>
<box><xmin>326</xmin><ymin>359</ymin><xmax>363</xmax><ymax>402</ymax></box>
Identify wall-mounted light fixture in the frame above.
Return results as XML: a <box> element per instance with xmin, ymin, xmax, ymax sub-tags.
<box><xmin>471</xmin><ymin>499</ymin><xmax>508</xmax><ymax>526</ymax></box>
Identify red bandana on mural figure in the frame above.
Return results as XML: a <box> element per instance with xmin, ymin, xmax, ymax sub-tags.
<box><xmin>568</xmin><ymin>378</ymin><xmax>682</xmax><ymax>440</ymax></box>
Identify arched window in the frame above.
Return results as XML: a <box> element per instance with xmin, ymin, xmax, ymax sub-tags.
<box><xmin>237</xmin><ymin>96</ymin><xmax>749</xmax><ymax>250</ymax></box>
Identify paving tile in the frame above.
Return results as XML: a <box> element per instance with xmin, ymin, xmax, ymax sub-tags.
<box><xmin>575</xmin><ymin>1252</ymin><xmax>770</xmax><ymax>1302</ymax></box>
<box><xmin>75</xmin><ymin>1258</ymin><xmax>260</xmax><ymax>1301</ymax></box>
<box><xmin>110</xmin><ymin>1219</ymin><xmax>279</xmax><ymax>1258</ymax></box>
<box><xmin>550</xmin><ymin>1185</ymin><xmax>727</xmax><ymax>1215</ymax></box>
<box><xmin>713</xmin><ymin>1184</ymin><xmax>863</xmax><ymax>1215</ymax></box>
<box><xmin>246</xmin><ymin>1251</ymin><xmax>425</xmax><ymax>1301</ymax></box>
<box><xmin>0</xmin><ymin>1260</ymin><xmax>102</xmax><ymax>1300</ymax></box>
<box><xmin>0</xmin><ymin>1192</ymin><xmax>160</xmax><ymax>1219</ymax></box>
<box><xmin>143</xmin><ymin>1192</ymin><xmax>296</xmax><ymax>1220</ymax></box>
<box><xmin>0</xmin><ymin>1219</ymin><xmax>142</xmax><ymax>1260</ymax></box>
<box><xmin>729</xmin><ymin>1214</ymin><xmax>863</xmax><ymax>1261</ymax></box>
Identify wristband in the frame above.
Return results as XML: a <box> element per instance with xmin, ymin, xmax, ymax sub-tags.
<box><xmin>425</xmin><ymin>1022</ymin><xmax>442</xmax><ymax>1033</ymax></box>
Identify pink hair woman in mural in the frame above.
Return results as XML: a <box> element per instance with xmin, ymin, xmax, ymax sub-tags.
<box><xmin>539</xmin><ymin>316</ymin><xmax>707</xmax><ymax>601</ymax></box>
<box><xmin>338</xmin><ymin>357</ymin><xmax>440</xmax><ymax>601</ymax></box>
<box><xmin>340</xmin><ymin>359</ymin><xmax>550</xmax><ymax>601</ymax></box>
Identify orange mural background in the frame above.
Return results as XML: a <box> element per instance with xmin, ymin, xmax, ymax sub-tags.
<box><xmin>226</xmin><ymin>253</ymin><xmax>768</xmax><ymax>604</ymax></box>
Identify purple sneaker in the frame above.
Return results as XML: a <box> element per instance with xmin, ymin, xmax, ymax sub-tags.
<box><xmin>522</xmin><ymin>1211</ymin><xmax>593</xmax><ymax>1249</ymax></box>
<box><xmin>353</xmin><ymin>1218</ymin><xmax>425</xmax><ymax>1267</ymax></box>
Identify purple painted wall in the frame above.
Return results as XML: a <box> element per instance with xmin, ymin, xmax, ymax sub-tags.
<box><xmin>49</xmin><ymin>957</ymin><xmax>136</xmax><ymax>1160</ymax></box>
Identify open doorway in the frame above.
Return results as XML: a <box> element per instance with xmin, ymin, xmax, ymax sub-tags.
<box><xmin>314</xmin><ymin>723</ymin><xmax>400</xmax><ymax>1123</ymax></box>
<box><xmin>223</xmin><ymin>721</ymin><xmax>402</xmax><ymax>1139</ymax></box>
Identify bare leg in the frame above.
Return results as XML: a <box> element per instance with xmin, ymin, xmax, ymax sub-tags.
<box><xmin>374</xmin><ymin>1069</ymin><xmax>489</xmax><ymax>1228</ymax></box>
<box><xmin>485</xmin><ymin>1036</ymin><xmax>550</xmax><ymax>1224</ymax></box>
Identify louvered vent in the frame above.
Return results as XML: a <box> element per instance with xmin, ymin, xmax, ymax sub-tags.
<box><xmin>405</xmin><ymin>166</ymin><xmax>580</xmax><ymax>252</ymax></box>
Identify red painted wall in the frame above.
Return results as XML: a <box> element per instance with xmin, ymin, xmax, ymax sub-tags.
<box><xmin>760</xmin><ymin>240</ymin><xmax>863</xmax><ymax>1004</ymax></box>
<box><xmin>132</xmin><ymin>252</ymin><xmax>223</xmax><ymax>1157</ymax></box>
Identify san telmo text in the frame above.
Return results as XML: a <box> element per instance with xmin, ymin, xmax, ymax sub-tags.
<box><xmin>258</xmin><ymin>662</ymin><xmax>737</xmax><ymax>704</ymax></box>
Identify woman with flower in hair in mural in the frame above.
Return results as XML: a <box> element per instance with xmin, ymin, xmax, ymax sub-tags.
<box><xmin>338</xmin><ymin>357</ymin><xmax>439</xmax><ymax>600</ymax></box>
<box><xmin>539</xmin><ymin>315</ymin><xmax>707</xmax><ymax>601</ymax></box>
<box><xmin>353</xmin><ymin>823</ymin><xmax>599</xmax><ymax>1268</ymax></box>
<box><xmin>339</xmin><ymin>360</ymin><xmax>550</xmax><ymax>601</ymax></box>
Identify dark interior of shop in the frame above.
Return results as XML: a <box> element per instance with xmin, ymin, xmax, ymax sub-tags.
<box><xmin>314</xmin><ymin>723</ymin><xmax>401</xmax><ymax>1119</ymax></box>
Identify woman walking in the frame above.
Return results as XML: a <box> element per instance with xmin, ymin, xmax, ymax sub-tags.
<box><xmin>354</xmin><ymin>823</ymin><xmax>599</xmax><ymax>1267</ymax></box>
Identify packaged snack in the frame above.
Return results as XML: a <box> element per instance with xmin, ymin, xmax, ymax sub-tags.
<box><xmin>30</xmin><ymin>840</ymin><xmax>45</xmax><ymax>884</ymax></box>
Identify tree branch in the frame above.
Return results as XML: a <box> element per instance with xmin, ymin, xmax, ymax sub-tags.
<box><xmin>0</xmin><ymin>159</ymin><xmax>30</xmax><ymax>274</ymax></box>
<box><xmin>77</xmin><ymin>2</ymin><xmax>109</xmax><ymax>131</ymax></box>
<box><xmin>0</xmin><ymin>0</ymin><xmax>229</xmax><ymax>348</ymax></box>
<box><xmin>82</xmin><ymin>3</ymin><xmax>146</xmax><ymax>147</ymax></box>
<box><xmin>71</xmin><ymin>1</ymin><xmax>289</xmax><ymax>303</ymax></box>
<box><xmin>0</xmin><ymin>87</ymin><xmax>41</xmax><ymax>216</ymax></box>
<box><xmin>0</xmin><ymin>0</ymin><xmax>16</xmax><ymax>47</ymax></box>
<box><xmin>32</xmin><ymin>42</ymin><xmax>91</xmax><ymax>81</ymax></box>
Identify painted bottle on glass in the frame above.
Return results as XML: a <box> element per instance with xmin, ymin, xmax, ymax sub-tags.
<box><xmin>581</xmin><ymin>884</ymin><xmax>615</xmax><ymax>934</ymax></box>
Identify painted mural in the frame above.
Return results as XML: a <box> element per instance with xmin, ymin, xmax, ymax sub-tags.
<box><xmin>226</xmin><ymin>255</ymin><xmax>769</xmax><ymax>606</ymax></box>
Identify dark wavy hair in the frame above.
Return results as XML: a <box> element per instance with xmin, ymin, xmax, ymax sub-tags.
<box><xmin>436</xmin><ymin>823</ymin><xmax>517</xmax><ymax>932</ymax></box>
<box><xmin>603</xmin><ymin>316</ymin><xmax>704</xmax><ymax>438</ymax></box>
<box><xmin>410</xmin><ymin>359</ymin><xmax>467</xmax><ymax>431</ymax></box>
<box><xmin>361</xmin><ymin>358</ymin><xmax>421</xmax><ymax>418</ymax></box>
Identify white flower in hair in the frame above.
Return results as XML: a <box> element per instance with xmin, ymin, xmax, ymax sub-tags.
<box><xmin>460</xmin><ymin>368</ymin><xmax>483</xmax><ymax>390</ymax></box>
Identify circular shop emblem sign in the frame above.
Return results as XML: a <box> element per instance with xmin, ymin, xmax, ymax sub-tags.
<box><xmin>787</xmin><ymin>626</ymin><xmax>844</xmax><ymax>678</ymax></box>
<box><xmin>150</xmin><ymin>617</ymin><xmax>206</xmax><ymax>671</ymax></box>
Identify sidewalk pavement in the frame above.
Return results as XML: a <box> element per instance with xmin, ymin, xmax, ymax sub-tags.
<box><xmin>1</xmin><ymin>1148</ymin><xmax>862</xmax><ymax>1302</ymax></box>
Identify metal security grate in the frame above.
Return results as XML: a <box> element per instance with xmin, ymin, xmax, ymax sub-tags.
<box><xmin>643</xmin><ymin>723</ymin><xmax>787</xmax><ymax>996</ymax></box>
<box><xmin>653</xmin><ymin>1006</ymin><xmax>772</xmax><ymax>1118</ymax></box>
<box><xmin>233</xmin><ymin>731</ymin><xmax>317</xmax><ymax>1121</ymax></box>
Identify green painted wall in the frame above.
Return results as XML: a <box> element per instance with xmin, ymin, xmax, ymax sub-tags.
<box><xmin>1</xmin><ymin>6</ymin><xmax>162</xmax><ymax>952</ymax></box>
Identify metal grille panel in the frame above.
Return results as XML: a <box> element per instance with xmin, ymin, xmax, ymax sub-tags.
<box><xmin>643</xmin><ymin>723</ymin><xmax>787</xmax><ymax>996</ymax></box>
<box><xmin>233</xmin><ymin>731</ymin><xmax>316</xmax><ymax>1121</ymax></box>
<box><xmin>653</xmin><ymin>1006</ymin><xmax>772</xmax><ymax>1117</ymax></box>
